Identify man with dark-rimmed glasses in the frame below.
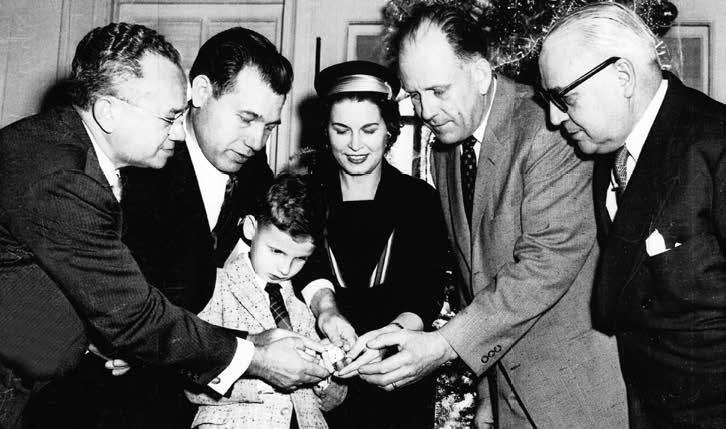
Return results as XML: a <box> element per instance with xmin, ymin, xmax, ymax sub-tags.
<box><xmin>540</xmin><ymin>3</ymin><xmax>726</xmax><ymax>427</ymax></box>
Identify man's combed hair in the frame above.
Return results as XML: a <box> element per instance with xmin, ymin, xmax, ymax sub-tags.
<box><xmin>255</xmin><ymin>173</ymin><xmax>324</xmax><ymax>244</ymax></box>
<box><xmin>190</xmin><ymin>27</ymin><xmax>293</xmax><ymax>97</ymax></box>
<box><xmin>69</xmin><ymin>23</ymin><xmax>181</xmax><ymax>109</ymax></box>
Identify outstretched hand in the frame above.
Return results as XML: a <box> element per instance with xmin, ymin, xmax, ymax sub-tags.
<box><xmin>336</xmin><ymin>324</ymin><xmax>402</xmax><ymax>379</ymax></box>
<box><xmin>246</xmin><ymin>329</ymin><xmax>330</xmax><ymax>391</ymax></box>
<box><xmin>358</xmin><ymin>330</ymin><xmax>457</xmax><ymax>390</ymax></box>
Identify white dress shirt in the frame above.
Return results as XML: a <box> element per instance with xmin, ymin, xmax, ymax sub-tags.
<box><xmin>459</xmin><ymin>76</ymin><xmax>497</xmax><ymax>160</ymax></box>
<box><xmin>606</xmin><ymin>79</ymin><xmax>669</xmax><ymax>220</ymax></box>
<box><xmin>184</xmin><ymin>113</ymin><xmax>231</xmax><ymax>230</ymax></box>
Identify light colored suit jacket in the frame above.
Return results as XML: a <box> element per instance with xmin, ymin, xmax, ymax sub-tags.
<box><xmin>186</xmin><ymin>253</ymin><xmax>328</xmax><ymax>429</ymax></box>
<box><xmin>434</xmin><ymin>76</ymin><xmax>627</xmax><ymax>428</ymax></box>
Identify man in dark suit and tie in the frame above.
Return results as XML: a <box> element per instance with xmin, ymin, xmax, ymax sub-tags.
<box><xmin>539</xmin><ymin>2</ymin><xmax>726</xmax><ymax>427</ymax></box>
<box><xmin>0</xmin><ymin>23</ymin><xmax>328</xmax><ymax>429</ymax></box>
<box><xmin>96</xmin><ymin>27</ymin><xmax>294</xmax><ymax>429</ymax></box>
<box><xmin>355</xmin><ymin>4</ymin><xmax>627</xmax><ymax>428</ymax></box>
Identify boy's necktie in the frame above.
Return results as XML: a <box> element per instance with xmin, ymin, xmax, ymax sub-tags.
<box><xmin>265</xmin><ymin>283</ymin><xmax>293</xmax><ymax>331</ymax></box>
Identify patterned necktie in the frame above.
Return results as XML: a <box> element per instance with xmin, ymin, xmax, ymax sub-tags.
<box><xmin>265</xmin><ymin>283</ymin><xmax>293</xmax><ymax>331</ymax></box>
<box><xmin>212</xmin><ymin>174</ymin><xmax>238</xmax><ymax>249</ymax></box>
<box><xmin>460</xmin><ymin>136</ymin><xmax>478</xmax><ymax>225</ymax></box>
<box><xmin>613</xmin><ymin>145</ymin><xmax>630</xmax><ymax>194</ymax></box>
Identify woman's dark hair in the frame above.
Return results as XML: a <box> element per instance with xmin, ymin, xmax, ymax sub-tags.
<box><xmin>321</xmin><ymin>92</ymin><xmax>401</xmax><ymax>153</ymax></box>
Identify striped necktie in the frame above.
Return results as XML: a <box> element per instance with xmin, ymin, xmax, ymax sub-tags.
<box><xmin>265</xmin><ymin>283</ymin><xmax>293</xmax><ymax>331</ymax></box>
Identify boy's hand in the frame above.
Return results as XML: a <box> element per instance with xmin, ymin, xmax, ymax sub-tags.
<box><xmin>317</xmin><ymin>309</ymin><xmax>357</xmax><ymax>351</ymax></box>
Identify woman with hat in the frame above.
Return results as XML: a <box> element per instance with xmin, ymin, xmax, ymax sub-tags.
<box><xmin>296</xmin><ymin>60</ymin><xmax>449</xmax><ymax>428</ymax></box>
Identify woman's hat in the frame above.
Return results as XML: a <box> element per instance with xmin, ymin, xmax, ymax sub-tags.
<box><xmin>314</xmin><ymin>60</ymin><xmax>400</xmax><ymax>100</ymax></box>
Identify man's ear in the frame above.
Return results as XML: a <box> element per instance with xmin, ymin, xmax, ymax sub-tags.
<box><xmin>614</xmin><ymin>58</ymin><xmax>636</xmax><ymax>99</ymax></box>
<box><xmin>92</xmin><ymin>97</ymin><xmax>116</xmax><ymax>134</ymax></box>
<box><xmin>242</xmin><ymin>215</ymin><xmax>257</xmax><ymax>241</ymax></box>
<box><xmin>472</xmin><ymin>57</ymin><xmax>493</xmax><ymax>95</ymax></box>
<box><xmin>191</xmin><ymin>74</ymin><xmax>213</xmax><ymax>108</ymax></box>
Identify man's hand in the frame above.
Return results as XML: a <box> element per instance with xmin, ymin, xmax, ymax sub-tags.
<box><xmin>247</xmin><ymin>328</ymin><xmax>301</xmax><ymax>346</ymax></box>
<box><xmin>358</xmin><ymin>330</ymin><xmax>457</xmax><ymax>390</ymax></box>
<box><xmin>336</xmin><ymin>324</ymin><xmax>402</xmax><ymax>379</ymax></box>
<box><xmin>88</xmin><ymin>343</ymin><xmax>131</xmax><ymax>376</ymax></box>
<box><xmin>309</xmin><ymin>289</ymin><xmax>357</xmax><ymax>350</ymax></box>
<box><xmin>245</xmin><ymin>330</ymin><xmax>330</xmax><ymax>391</ymax></box>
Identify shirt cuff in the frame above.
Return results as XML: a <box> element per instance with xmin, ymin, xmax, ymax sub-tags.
<box><xmin>301</xmin><ymin>279</ymin><xmax>336</xmax><ymax>307</ymax></box>
<box><xmin>207</xmin><ymin>337</ymin><xmax>254</xmax><ymax>395</ymax></box>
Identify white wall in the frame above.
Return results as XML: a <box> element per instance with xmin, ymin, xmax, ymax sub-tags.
<box><xmin>672</xmin><ymin>0</ymin><xmax>726</xmax><ymax>102</ymax></box>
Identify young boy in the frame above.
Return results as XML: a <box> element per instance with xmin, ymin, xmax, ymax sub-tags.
<box><xmin>186</xmin><ymin>173</ymin><xmax>345</xmax><ymax>429</ymax></box>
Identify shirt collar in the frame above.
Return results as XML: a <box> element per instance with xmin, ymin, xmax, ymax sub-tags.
<box><xmin>472</xmin><ymin>76</ymin><xmax>497</xmax><ymax>144</ymax></box>
<box><xmin>185</xmin><ymin>111</ymin><xmax>229</xmax><ymax>186</ymax></box>
<box><xmin>624</xmin><ymin>79</ymin><xmax>668</xmax><ymax>162</ymax></box>
<box><xmin>81</xmin><ymin>121</ymin><xmax>120</xmax><ymax>191</ymax></box>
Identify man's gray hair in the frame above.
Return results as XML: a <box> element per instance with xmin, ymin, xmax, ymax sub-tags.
<box><xmin>544</xmin><ymin>2</ymin><xmax>661</xmax><ymax>70</ymax></box>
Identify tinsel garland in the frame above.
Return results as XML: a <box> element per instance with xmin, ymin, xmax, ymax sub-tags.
<box><xmin>382</xmin><ymin>0</ymin><xmax>678</xmax><ymax>80</ymax></box>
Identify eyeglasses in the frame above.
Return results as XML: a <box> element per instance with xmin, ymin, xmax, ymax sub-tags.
<box><xmin>540</xmin><ymin>56</ymin><xmax>621</xmax><ymax>113</ymax></box>
<box><xmin>110</xmin><ymin>96</ymin><xmax>187</xmax><ymax>129</ymax></box>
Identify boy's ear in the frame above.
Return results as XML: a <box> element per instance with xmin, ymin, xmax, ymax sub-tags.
<box><xmin>242</xmin><ymin>215</ymin><xmax>257</xmax><ymax>241</ymax></box>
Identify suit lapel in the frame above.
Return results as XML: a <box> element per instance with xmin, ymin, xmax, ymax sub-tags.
<box><xmin>471</xmin><ymin>76</ymin><xmax>510</xmax><ymax>238</ymax></box>
<box><xmin>227</xmin><ymin>257</ymin><xmax>277</xmax><ymax>329</ymax></box>
<box><xmin>443</xmin><ymin>147</ymin><xmax>472</xmax><ymax>271</ymax></box>
<box><xmin>599</xmin><ymin>76</ymin><xmax>683</xmax><ymax>315</ymax></box>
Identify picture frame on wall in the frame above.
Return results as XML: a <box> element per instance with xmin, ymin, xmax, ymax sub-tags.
<box><xmin>663</xmin><ymin>23</ymin><xmax>711</xmax><ymax>95</ymax></box>
<box><xmin>345</xmin><ymin>23</ymin><xmax>385</xmax><ymax>63</ymax></box>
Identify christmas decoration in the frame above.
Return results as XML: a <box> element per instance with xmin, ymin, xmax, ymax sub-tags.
<box><xmin>382</xmin><ymin>0</ymin><xmax>678</xmax><ymax>81</ymax></box>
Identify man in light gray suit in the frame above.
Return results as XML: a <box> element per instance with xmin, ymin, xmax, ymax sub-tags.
<box><xmin>357</xmin><ymin>5</ymin><xmax>627</xmax><ymax>428</ymax></box>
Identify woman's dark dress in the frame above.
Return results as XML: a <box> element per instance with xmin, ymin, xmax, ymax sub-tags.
<box><xmin>296</xmin><ymin>159</ymin><xmax>449</xmax><ymax>428</ymax></box>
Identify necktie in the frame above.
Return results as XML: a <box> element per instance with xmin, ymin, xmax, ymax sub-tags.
<box><xmin>613</xmin><ymin>145</ymin><xmax>630</xmax><ymax>194</ymax></box>
<box><xmin>460</xmin><ymin>136</ymin><xmax>478</xmax><ymax>225</ymax></box>
<box><xmin>212</xmin><ymin>174</ymin><xmax>238</xmax><ymax>250</ymax></box>
<box><xmin>265</xmin><ymin>283</ymin><xmax>293</xmax><ymax>331</ymax></box>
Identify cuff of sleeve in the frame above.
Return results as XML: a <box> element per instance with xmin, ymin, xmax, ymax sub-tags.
<box><xmin>301</xmin><ymin>279</ymin><xmax>335</xmax><ymax>307</ymax></box>
<box><xmin>207</xmin><ymin>337</ymin><xmax>254</xmax><ymax>395</ymax></box>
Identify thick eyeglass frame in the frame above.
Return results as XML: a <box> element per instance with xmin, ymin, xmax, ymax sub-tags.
<box><xmin>109</xmin><ymin>95</ymin><xmax>187</xmax><ymax>129</ymax></box>
<box><xmin>541</xmin><ymin>56</ymin><xmax>621</xmax><ymax>113</ymax></box>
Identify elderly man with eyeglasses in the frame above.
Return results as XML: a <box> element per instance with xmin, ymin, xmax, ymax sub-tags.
<box><xmin>540</xmin><ymin>3</ymin><xmax>726</xmax><ymax>428</ymax></box>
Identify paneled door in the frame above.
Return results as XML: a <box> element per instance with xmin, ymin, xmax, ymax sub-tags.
<box><xmin>116</xmin><ymin>0</ymin><xmax>292</xmax><ymax>171</ymax></box>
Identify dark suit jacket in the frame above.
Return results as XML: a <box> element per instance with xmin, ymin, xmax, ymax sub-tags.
<box><xmin>0</xmin><ymin>107</ymin><xmax>237</xmax><ymax>385</ymax></box>
<box><xmin>593</xmin><ymin>73</ymin><xmax>726</xmax><ymax>408</ymax></box>
<box><xmin>121</xmin><ymin>140</ymin><xmax>273</xmax><ymax>313</ymax></box>
<box><xmin>433</xmin><ymin>76</ymin><xmax>627</xmax><ymax>428</ymax></box>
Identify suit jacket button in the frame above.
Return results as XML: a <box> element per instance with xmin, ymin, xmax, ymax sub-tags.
<box><xmin>640</xmin><ymin>298</ymin><xmax>653</xmax><ymax>309</ymax></box>
<box><xmin>280</xmin><ymin>407</ymin><xmax>290</xmax><ymax>415</ymax></box>
<box><xmin>481</xmin><ymin>355</ymin><xmax>489</xmax><ymax>363</ymax></box>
